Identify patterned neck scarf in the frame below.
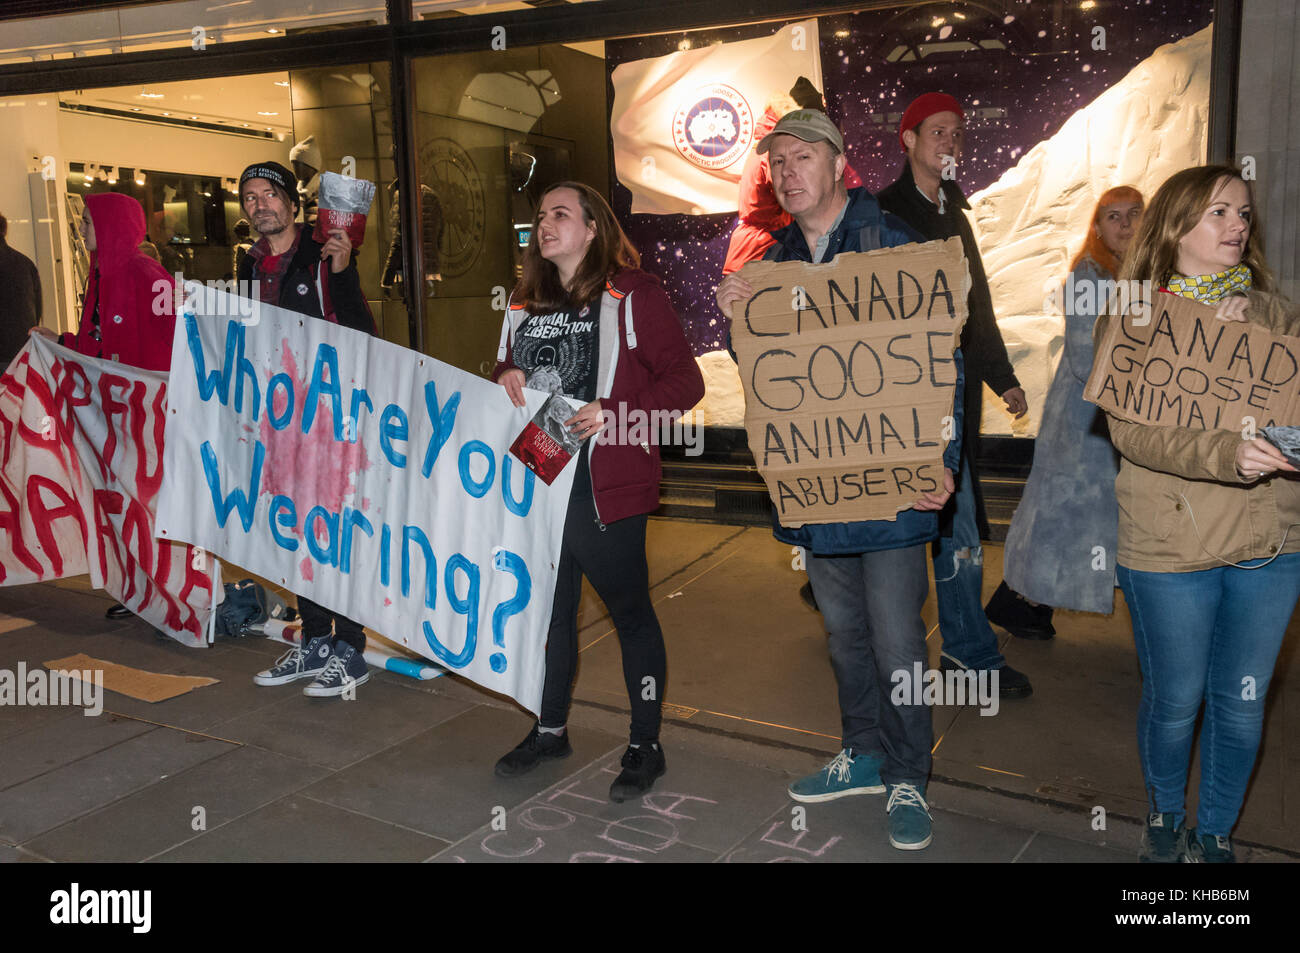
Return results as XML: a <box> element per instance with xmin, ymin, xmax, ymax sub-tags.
<box><xmin>1166</xmin><ymin>263</ymin><xmax>1253</xmax><ymax>303</ymax></box>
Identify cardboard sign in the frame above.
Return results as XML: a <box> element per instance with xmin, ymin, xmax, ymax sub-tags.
<box><xmin>157</xmin><ymin>290</ymin><xmax>577</xmax><ymax>714</ymax></box>
<box><xmin>0</xmin><ymin>338</ymin><xmax>218</xmax><ymax>645</ymax></box>
<box><xmin>731</xmin><ymin>238</ymin><xmax>969</xmax><ymax>526</ymax></box>
<box><xmin>1084</xmin><ymin>293</ymin><xmax>1300</xmax><ymax>432</ymax></box>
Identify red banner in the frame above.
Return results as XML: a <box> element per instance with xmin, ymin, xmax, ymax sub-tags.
<box><xmin>0</xmin><ymin>337</ymin><xmax>217</xmax><ymax>645</ymax></box>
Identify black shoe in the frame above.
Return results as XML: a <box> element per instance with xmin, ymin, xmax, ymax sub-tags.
<box><xmin>105</xmin><ymin>603</ymin><xmax>133</xmax><ymax>620</ymax></box>
<box><xmin>984</xmin><ymin>581</ymin><xmax>1055</xmax><ymax>640</ymax></box>
<box><xmin>939</xmin><ymin>656</ymin><xmax>1033</xmax><ymax>699</ymax></box>
<box><xmin>494</xmin><ymin>724</ymin><xmax>572</xmax><ymax>778</ymax></box>
<box><xmin>609</xmin><ymin>743</ymin><xmax>666</xmax><ymax>803</ymax></box>
<box><xmin>799</xmin><ymin>581</ymin><xmax>820</xmax><ymax>613</ymax></box>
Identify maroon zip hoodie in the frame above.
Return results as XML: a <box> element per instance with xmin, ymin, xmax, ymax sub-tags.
<box><xmin>493</xmin><ymin>268</ymin><xmax>705</xmax><ymax>524</ymax></box>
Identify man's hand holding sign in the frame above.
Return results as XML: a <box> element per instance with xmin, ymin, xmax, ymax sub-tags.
<box><xmin>727</xmin><ymin>238</ymin><xmax>969</xmax><ymax>526</ymax></box>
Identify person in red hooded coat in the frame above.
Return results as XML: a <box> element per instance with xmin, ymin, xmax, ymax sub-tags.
<box><xmin>30</xmin><ymin>191</ymin><xmax>177</xmax><ymax>621</ymax></box>
<box><xmin>31</xmin><ymin>192</ymin><xmax>175</xmax><ymax>372</ymax></box>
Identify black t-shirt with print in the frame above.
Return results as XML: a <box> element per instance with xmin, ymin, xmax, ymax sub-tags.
<box><xmin>512</xmin><ymin>303</ymin><xmax>600</xmax><ymax>403</ymax></box>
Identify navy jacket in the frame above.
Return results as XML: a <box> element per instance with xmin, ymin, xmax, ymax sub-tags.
<box><xmin>759</xmin><ymin>187</ymin><xmax>965</xmax><ymax>555</ymax></box>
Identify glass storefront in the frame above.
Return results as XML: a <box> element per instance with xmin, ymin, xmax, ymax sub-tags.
<box><xmin>0</xmin><ymin>0</ymin><xmax>1229</xmax><ymax>433</ymax></box>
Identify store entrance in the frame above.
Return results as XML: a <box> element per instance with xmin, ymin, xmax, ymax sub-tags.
<box><xmin>3</xmin><ymin>65</ymin><xmax>405</xmax><ymax>346</ymax></box>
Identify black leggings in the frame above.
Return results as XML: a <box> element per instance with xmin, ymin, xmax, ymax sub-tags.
<box><xmin>539</xmin><ymin>454</ymin><xmax>666</xmax><ymax>745</ymax></box>
<box><xmin>297</xmin><ymin>597</ymin><xmax>366</xmax><ymax>653</ymax></box>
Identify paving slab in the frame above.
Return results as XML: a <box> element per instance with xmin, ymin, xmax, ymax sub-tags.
<box><xmin>433</xmin><ymin>803</ymin><xmax>720</xmax><ymax>863</ymax></box>
<box><xmin>304</xmin><ymin>705</ymin><xmax>626</xmax><ymax>842</ymax></box>
<box><xmin>1014</xmin><ymin>831</ymin><xmax>1131</xmax><ymax>863</ymax></box>
<box><xmin>0</xmin><ymin>710</ymin><xmax>154</xmax><ymax>790</ymax></box>
<box><xmin>512</xmin><ymin>743</ymin><xmax>792</xmax><ymax>854</ymax></box>
<box><xmin>719</xmin><ymin>796</ymin><xmax>1035</xmax><ymax>863</ymax></box>
<box><xmin>0</xmin><ymin>724</ymin><xmax>234</xmax><ymax>843</ymax></box>
<box><xmin>205</xmin><ymin>674</ymin><xmax>471</xmax><ymax>769</ymax></box>
<box><xmin>150</xmin><ymin>795</ymin><xmax>446</xmax><ymax>862</ymax></box>
<box><xmin>0</xmin><ymin>844</ymin><xmax>48</xmax><ymax>863</ymax></box>
<box><xmin>26</xmin><ymin>745</ymin><xmax>331</xmax><ymax>862</ymax></box>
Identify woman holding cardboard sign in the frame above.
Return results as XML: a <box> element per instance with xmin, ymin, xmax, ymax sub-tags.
<box><xmin>1098</xmin><ymin>165</ymin><xmax>1300</xmax><ymax>863</ymax></box>
<box><xmin>490</xmin><ymin>181</ymin><xmax>704</xmax><ymax>802</ymax></box>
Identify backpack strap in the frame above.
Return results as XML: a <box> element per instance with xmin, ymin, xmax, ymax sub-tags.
<box><xmin>857</xmin><ymin>222</ymin><xmax>882</xmax><ymax>252</ymax></box>
<box><xmin>495</xmin><ymin>294</ymin><xmax>526</xmax><ymax>362</ymax></box>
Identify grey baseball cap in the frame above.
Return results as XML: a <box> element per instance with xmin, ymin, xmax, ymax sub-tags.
<box><xmin>756</xmin><ymin>109</ymin><xmax>845</xmax><ymax>155</ymax></box>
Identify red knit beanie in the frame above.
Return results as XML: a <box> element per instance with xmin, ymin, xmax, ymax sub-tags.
<box><xmin>898</xmin><ymin>93</ymin><xmax>965</xmax><ymax>150</ymax></box>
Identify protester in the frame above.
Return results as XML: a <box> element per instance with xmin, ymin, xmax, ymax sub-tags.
<box><xmin>876</xmin><ymin>92</ymin><xmax>1031</xmax><ymax>698</ymax></box>
<box><xmin>991</xmin><ymin>187</ymin><xmax>1144</xmax><ymax>636</ymax></box>
<box><xmin>28</xmin><ymin>193</ymin><xmax>178</xmax><ymax>621</ymax></box>
<box><xmin>0</xmin><ymin>212</ymin><xmax>42</xmax><ymax>366</ymax></box>
<box><xmin>715</xmin><ymin>110</ymin><xmax>963</xmax><ymax>851</ymax></box>
<box><xmin>720</xmin><ymin>81</ymin><xmax>862</xmax><ymax>613</ymax></box>
<box><xmin>237</xmin><ymin>160</ymin><xmax>377</xmax><ymax>698</ymax></box>
<box><xmin>29</xmin><ymin>194</ymin><xmax>175</xmax><ymax>371</ymax></box>
<box><xmin>491</xmin><ymin>181</ymin><xmax>704</xmax><ymax>802</ymax></box>
<box><xmin>1100</xmin><ymin>164</ymin><xmax>1300</xmax><ymax>862</ymax></box>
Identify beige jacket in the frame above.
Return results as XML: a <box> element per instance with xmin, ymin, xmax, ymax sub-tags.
<box><xmin>1097</xmin><ymin>289</ymin><xmax>1300</xmax><ymax>572</ymax></box>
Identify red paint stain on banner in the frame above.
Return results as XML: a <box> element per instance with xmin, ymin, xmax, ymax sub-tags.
<box><xmin>259</xmin><ymin>340</ymin><xmax>371</xmax><ymax>515</ymax></box>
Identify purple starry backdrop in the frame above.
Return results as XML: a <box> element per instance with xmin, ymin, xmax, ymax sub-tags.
<box><xmin>605</xmin><ymin>0</ymin><xmax>1214</xmax><ymax>356</ymax></box>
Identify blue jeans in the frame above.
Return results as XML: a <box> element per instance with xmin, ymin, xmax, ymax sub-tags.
<box><xmin>933</xmin><ymin>458</ymin><xmax>1006</xmax><ymax>670</ymax></box>
<box><xmin>1118</xmin><ymin>554</ymin><xmax>1300</xmax><ymax>836</ymax></box>
<box><xmin>805</xmin><ymin>544</ymin><xmax>932</xmax><ymax>787</ymax></box>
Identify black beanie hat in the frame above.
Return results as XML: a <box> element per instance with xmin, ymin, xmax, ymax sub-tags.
<box><xmin>238</xmin><ymin>161</ymin><xmax>299</xmax><ymax>208</ymax></box>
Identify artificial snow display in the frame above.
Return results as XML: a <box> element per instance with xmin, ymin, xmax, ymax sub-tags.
<box><xmin>686</xmin><ymin>27</ymin><xmax>1211</xmax><ymax>436</ymax></box>
<box><xmin>970</xmin><ymin>26</ymin><xmax>1210</xmax><ymax>436</ymax></box>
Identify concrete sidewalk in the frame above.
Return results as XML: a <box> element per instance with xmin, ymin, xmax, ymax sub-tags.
<box><xmin>0</xmin><ymin>518</ymin><xmax>1295</xmax><ymax>863</ymax></box>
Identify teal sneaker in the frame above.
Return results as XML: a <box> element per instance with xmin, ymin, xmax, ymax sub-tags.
<box><xmin>1139</xmin><ymin>812</ymin><xmax>1185</xmax><ymax>863</ymax></box>
<box><xmin>886</xmin><ymin>783</ymin><xmax>933</xmax><ymax>850</ymax></box>
<box><xmin>788</xmin><ymin>748</ymin><xmax>885</xmax><ymax>803</ymax></box>
<box><xmin>1183</xmin><ymin>829</ymin><xmax>1235</xmax><ymax>863</ymax></box>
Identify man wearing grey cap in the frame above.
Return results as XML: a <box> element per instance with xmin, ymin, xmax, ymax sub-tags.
<box><xmin>715</xmin><ymin>109</ymin><xmax>965</xmax><ymax>851</ymax></box>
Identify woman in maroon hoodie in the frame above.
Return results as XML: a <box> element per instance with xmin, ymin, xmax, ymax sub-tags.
<box><xmin>491</xmin><ymin>181</ymin><xmax>704</xmax><ymax>801</ymax></box>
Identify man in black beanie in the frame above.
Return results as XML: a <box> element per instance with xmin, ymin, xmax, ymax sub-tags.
<box><xmin>236</xmin><ymin>160</ymin><xmax>378</xmax><ymax>699</ymax></box>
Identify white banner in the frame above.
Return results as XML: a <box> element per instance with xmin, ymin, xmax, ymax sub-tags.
<box><xmin>0</xmin><ymin>337</ymin><xmax>218</xmax><ymax>646</ymax></box>
<box><xmin>611</xmin><ymin>19</ymin><xmax>823</xmax><ymax>215</ymax></box>
<box><xmin>157</xmin><ymin>292</ymin><xmax>576</xmax><ymax>713</ymax></box>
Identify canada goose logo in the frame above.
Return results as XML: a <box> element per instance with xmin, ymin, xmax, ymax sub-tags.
<box><xmin>672</xmin><ymin>84</ymin><xmax>754</xmax><ymax>171</ymax></box>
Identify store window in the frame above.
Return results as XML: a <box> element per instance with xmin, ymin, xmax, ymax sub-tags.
<box><xmin>411</xmin><ymin>40</ymin><xmax>608</xmax><ymax>376</ymax></box>
<box><xmin>3</xmin><ymin>64</ymin><xmax>400</xmax><ymax>342</ymax></box>
<box><xmin>601</xmin><ymin>0</ymin><xmax>1217</xmax><ymax>439</ymax></box>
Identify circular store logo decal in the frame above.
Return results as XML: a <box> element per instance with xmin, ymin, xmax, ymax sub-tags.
<box><xmin>420</xmin><ymin>137</ymin><xmax>485</xmax><ymax>279</ymax></box>
<box><xmin>672</xmin><ymin>84</ymin><xmax>754</xmax><ymax>171</ymax></box>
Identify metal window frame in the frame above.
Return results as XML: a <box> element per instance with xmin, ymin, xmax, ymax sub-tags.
<box><xmin>0</xmin><ymin>0</ymin><xmax>1244</xmax><ymax>350</ymax></box>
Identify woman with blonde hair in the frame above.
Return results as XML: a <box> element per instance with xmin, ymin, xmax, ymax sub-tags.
<box><xmin>990</xmin><ymin>186</ymin><xmax>1143</xmax><ymax>636</ymax></box>
<box><xmin>1098</xmin><ymin>165</ymin><xmax>1299</xmax><ymax>862</ymax></box>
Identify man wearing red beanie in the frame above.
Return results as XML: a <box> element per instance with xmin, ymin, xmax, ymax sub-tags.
<box><xmin>877</xmin><ymin>93</ymin><xmax>1032</xmax><ymax>699</ymax></box>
